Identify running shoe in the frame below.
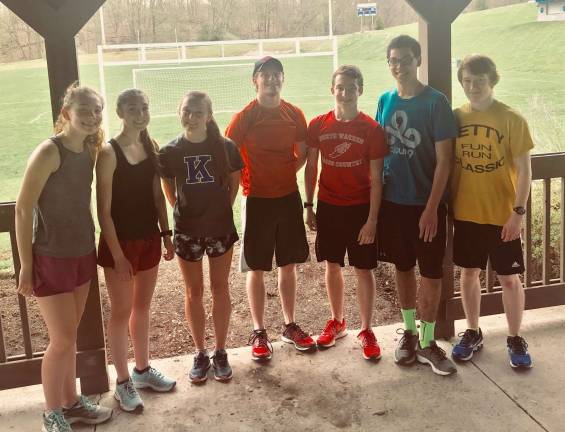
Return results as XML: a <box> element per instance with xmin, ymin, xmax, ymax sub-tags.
<box><xmin>507</xmin><ymin>335</ymin><xmax>533</xmax><ymax>369</ymax></box>
<box><xmin>211</xmin><ymin>349</ymin><xmax>233</xmax><ymax>382</ymax></box>
<box><xmin>357</xmin><ymin>328</ymin><xmax>382</xmax><ymax>360</ymax></box>
<box><xmin>281</xmin><ymin>322</ymin><xmax>316</xmax><ymax>351</ymax></box>
<box><xmin>248</xmin><ymin>329</ymin><xmax>273</xmax><ymax>361</ymax></box>
<box><xmin>394</xmin><ymin>328</ymin><xmax>419</xmax><ymax>365</ymax></box>
<box><xmin>114</xmin><ymin>378</ymin><xmax>144</xmax><ymax>412</ymax></box>
<box><xmin>189</xmin><ymin>351</ymin><xmax>211</xmax><ymax>383</ymax></box>
<box><xmin>132</xmin><ymin>366</ymin><xmax>176</xmax><ymax>392</ymax></box>
<box><xmin>416</xmin><ymin>341</ymin><xmax>457</xmax><ymax>376</ymax></box>
<box><xmin>316</xmin><ymin>318</ymin><xmax>347</xmax><ymax>348</ymax></box>
<box><xmin>42</xmin><ymin>409</ymin><xmax>72</xmax><ymax>432</ymax></box>
<box><xmin>452</xmin><ymin>328</ymin><xmax>483</xmax><ymax>362</ymax></box>
<box><xmin>63</xmin><ymin>395</ymin><xmax>112</xmax><ymax>425</ymax></box>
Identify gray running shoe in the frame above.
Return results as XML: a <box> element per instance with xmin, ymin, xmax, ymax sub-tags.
<box><xmin>132</xmin><ymin>366</ymin><xmax>176</xmax><ymax>392</ymax></box>
<box><xmin>416</xmin><ymin>341</ymin><xmax>457</xmax><ymax>376</ymax></box>
<box><xmin>42</xmin><ymin>409</ymin><xmax>72</xmax><ymax>432</ymax></box>
<box><xmin>394</xmin><ymin>328</ymin><xmax>419</xmax><ymax>365</ymax></box>
<box><xmin>114</xmin><ymin>378</ymin><xmax>144</xmax><ymax>412</ymax></box>
<box><xmin>63</xmin><ymin>395</ymin><xmax>112</xmax><ymax>425</ymax></box>
<box><xmin>189</xmin><ymin>351</ymin><xmax>211</xmax><ymax>383</ymax></box>
<box><xmin>212</xmin><ymin>349</ymin><xmax>233</xmax><ymax>382</ymax></box>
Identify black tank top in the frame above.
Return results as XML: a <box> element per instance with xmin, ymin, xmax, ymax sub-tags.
<box><xmin>109</xmin><ymin>139</ymin><xmax>159</xmax><ymax>240</ymax></box>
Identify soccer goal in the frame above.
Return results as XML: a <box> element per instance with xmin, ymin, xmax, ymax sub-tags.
<box><xmin>97</xmin><ymin>36</ymin><xmax>338</xmax><ymax>136</ymax></box>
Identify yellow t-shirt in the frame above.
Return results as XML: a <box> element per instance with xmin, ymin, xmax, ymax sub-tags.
<box><xmin>452</xmin><ymin>100</ymin><xmax>534</xmax><ymax>226</ymax></box>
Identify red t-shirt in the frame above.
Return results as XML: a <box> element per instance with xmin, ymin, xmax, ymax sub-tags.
<box><xmin>225</xmin><ymin>99</ymin><xmax>307</xmax><ymax>198</ymax></box>
<box><xmin>307</xmin><ymin>110</ymin><xmax>388</xmax><ymax>206</ymax></box>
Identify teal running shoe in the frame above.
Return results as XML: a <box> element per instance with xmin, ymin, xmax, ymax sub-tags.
<box><xmin>132</xmin><ymin>366</ymin><xmax>176</xmax><ymax>392</ymax></box>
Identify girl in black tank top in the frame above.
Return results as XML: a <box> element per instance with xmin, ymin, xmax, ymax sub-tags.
<box><xmin>16</xmin><ymin>84</ymin><xmax>113</xmax><ymax>429</ymax></box>
<box><xmin>96</xmin><ymin>89</ymin><xmax>176</xmax><ymax>410</ymax></box>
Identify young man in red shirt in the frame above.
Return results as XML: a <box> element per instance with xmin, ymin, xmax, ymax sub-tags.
<box><xmin>305</xmin><ymin>65</ymin><xmax>388</xmax><ymax>360</ymax></box>
<box><xmin>225</xmin><ymin>57</ymin><xmax>315</xmax><ymax>361</ymax></box>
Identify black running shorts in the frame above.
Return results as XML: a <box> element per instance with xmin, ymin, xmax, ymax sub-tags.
<box><xmin>377</xmin><ymin>200</ymin><xmax>446</xmax><ymax>279</ymax></box>
<box><xmin>240</xmin><ymin>190</ymin><xmax>309</xmax><ymax>271</ymax></box>
<box><xmin>315</xmin><ymin>200</ymin><xmax>378</xmax><ymax>270</ymax></box>
<box><xmin>453</xmin><ymin>219</ymin><xmax>524</xmax><ymax>275</ymax></box>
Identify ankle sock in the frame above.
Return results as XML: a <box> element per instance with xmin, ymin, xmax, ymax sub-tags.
<box><xmin>419</xmin><ymin>320</ymin><xmax>435</xmax><ymax>348</ymax></box>
<box><xmin>117</xmin><ymin>377</ymin><xmax>129</xmax><ymax>385</ymax></box>
<box><xmin>401</xmin><ymin>309</ymin><xmax>417</xmax><ymax>335</ymax></box>
<box><xmin>134</xmin><ymin>366</ymin><xmax>150</xmax><ymax>374</ymax></box>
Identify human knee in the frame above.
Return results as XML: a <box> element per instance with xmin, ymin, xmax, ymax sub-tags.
<box><xmin>49</xmin><ymin>330</ymin><xmax>77</xmax><ymax>353</ymax></box>
<box><xmin>185</xmin><ymin>285</ymin><xmax>204</xmax><ymax>303</ymax></box>
<box><xmin>110</xmin><ymin>304</ymin><xmax>132</xmax><ymax>322</ymax></box>
<box><xmin>326</xmin><ymin>262</ymin><xmax>342</xmax><ymax>275</ymax></box>
<box><xmin>499</xmin><ymin>275</ymin><xmax>522</xmax><ymax>291</ymax></box>
<box><xmin>461</xmin><ymin>267</ymin><xmax>481</xmax><ymax>279</ymax></box>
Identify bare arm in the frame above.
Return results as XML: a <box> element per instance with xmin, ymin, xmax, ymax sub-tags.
<box><xmin>295</xmin><ymin>140</ymin><xmax>307</xmax><ymax>172</ymax></box>
<box><xmin>161</xmin><ymin>178</ymin><xmax>176</xmax><ymax>208</ymax></box>
<box><xmin>152</xmin><ymin>174</ymin><xmax>174</xmax><ymax>260</ymax></box>
<box><xmin>96</xmin><ymin>145</ymin><xmax>133</xmax><ymax>280</ymax></box>
<box><xmin>15</xmin><ymin>140</ymin><xmax>59</xmax><ymax>296</ymax></box>
<box><xmin>228</xmin><ymin>171</ymin><xmax>241</xmax><ymax>206</ymax></box>
<box><xmin>501</xmin><ymin>151</ymin><xmax>531</xmax><ymax>241</ymax></box>
<box><xmin>304</xmin><ymin>147</ymin><xmax>319</xmax><ymax>231</ymax></box>
<box><xmin>358</xmin><ymin>158</ymin><xmax>384</xmax><ymax>245</ymax></box>
<box><xmin>419</xmin><ymin>138</ymin><xmax>453</xmax><ymax>242</ymax></box>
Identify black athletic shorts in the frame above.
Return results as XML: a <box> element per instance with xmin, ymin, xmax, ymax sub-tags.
<box><xmin>240</xmin><ymin>190</ymin><xmax>309</xmax><ymax>272</ymax></box>
<box><xmin>315</xmin><ymin>200</ymin><xmax>378</xmax><ymax>270</ymax></box>
<box><xmin>453</xmin><ymin>219</ymin><xmax>524</xmax><ymax>275</ymax></box>
<box><xmin>377</xmin><ymin>200</ymin><xmax>446</xmax><ymax>279</ymax></box>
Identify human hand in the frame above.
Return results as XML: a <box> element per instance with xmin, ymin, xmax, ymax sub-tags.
<box><xmin>114</xmin><ymin>254</ymin><xmax>133</xmax><ymax>281</ymax></box>
<box><xmin>163</xmin><ymin>236</ymin><xmax>175</xmax><ymax>260</ymax></box>
<box><xmin>419</xmin><ymin>206</ymin><xmax>438</xmax><ymax>242</ymax></box>
<box><xmin>357</xmin><ymin>221</ymin><xmax>376</xmax><ymax>245</ymax></box>
<box><xmin>17</xmin><ymin>266</ymin><xmax>34</xmax><ymax>297</ymax></box>
<box><xmin>501</xmin><ymin>213</ymin><xmax>523</xmax><ymax>242</ymax></box>
<box><xmin>306</xmin><ymin>208</ymin><xmax>317</xmax><ymax>231</ymax></box>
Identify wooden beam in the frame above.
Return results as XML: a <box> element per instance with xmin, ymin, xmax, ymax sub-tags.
<box><xmin>531</xmin><ymin>152</ymin><xmax>565</xmax><ymax>180</ymax></box>
<box><xmin>446</xmin><ymin>283</ymin><xmax>565</xmax><ymax>320</ymax></box>
<box><xmin>44</xmin><ymin>37</ymin><xmax>80</xmax><ymax>122</ymax></box>
<box><xmin>0</xmin><ymin>349</ymin><xmax>107</xmax><ymax>392</ymax></box>
<box><xmin>0</xmin><ymin>0</ymin><xmax>106</xmax><ymax>39</ymax></box>
<box><xmin>404</xmin><ymin>0</ymin><xmax>471</xmax><ymax>102</ymax></box>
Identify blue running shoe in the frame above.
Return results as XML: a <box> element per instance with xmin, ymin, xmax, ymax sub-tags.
<box><xmin>507</xmin><ymin>336</ymin><xmax>532</xmax><ymax>369</ymax></box>
<box><xmin>189</xmin><ymin>351</ymin><xmax>211</xmax><ymax>383</ymax></box>
<box><xmin>452</xmin><ymin>328</ymin><xmax>483</xmax><ymax>361</ymax></box>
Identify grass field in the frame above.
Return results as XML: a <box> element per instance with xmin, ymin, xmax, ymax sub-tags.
<box><xmin>0</xmin><ymin>2</ymin><xmax>563</xmax><ymax>267</ymax></box>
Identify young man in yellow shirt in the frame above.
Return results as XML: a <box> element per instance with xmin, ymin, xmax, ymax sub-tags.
<box><xmin>450</xmin><ymin>55</ymin><xmax>534</xmax><ymax>368</ymax></box>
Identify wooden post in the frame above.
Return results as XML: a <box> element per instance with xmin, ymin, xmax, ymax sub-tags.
<box><xmin>0</xmin><ymin>0</ymin><xmax>109</xmax><ymax>393</ymax></box>
<box><xmin>404</xmin><ymin>0</ymin><xmax>470</xmax><ymax>339</ymax></box>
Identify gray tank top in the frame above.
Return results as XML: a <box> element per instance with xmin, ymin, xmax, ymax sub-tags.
<box><xmin>33</xmin><ymin>136</ymin><xmax>95</xmax><ymax>258</ymax></box>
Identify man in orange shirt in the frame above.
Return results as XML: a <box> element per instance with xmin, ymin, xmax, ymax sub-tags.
<box><xmin>225</xmin><ymin>57</ymin><xmax>315</xmax><ymax>361</ymax></box>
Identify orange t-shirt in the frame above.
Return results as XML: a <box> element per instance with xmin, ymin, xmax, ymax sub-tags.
<box><xmin>225</xmin><ymin>99</ymin><xmax>307</xmax><ymax>198</ymax></box>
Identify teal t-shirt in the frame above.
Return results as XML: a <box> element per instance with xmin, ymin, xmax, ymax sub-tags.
<box><xmin>376</xmin><ymin>86</ymin><xmax>457</xmax><ymax>206</ymax></box>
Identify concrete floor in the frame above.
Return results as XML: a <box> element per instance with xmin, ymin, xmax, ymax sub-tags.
<box><xmin>1</xmin><ymin>306</ymin><xmax>564</xmax><ymax>432</ymax></box>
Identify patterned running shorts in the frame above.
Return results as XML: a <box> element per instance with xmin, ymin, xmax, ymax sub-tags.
<box><xmin>174</xmin><ymin>231</ymin><xmax>239</xmax><ymax>262</ymax></box>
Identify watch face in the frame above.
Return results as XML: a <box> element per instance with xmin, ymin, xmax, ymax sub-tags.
<box><xmin>514</xmin><ymin>207</ymin><xmax>526</xmax><ymax>215</ymax></box>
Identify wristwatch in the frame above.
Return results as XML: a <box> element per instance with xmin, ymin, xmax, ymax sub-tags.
<box><xmin>513</xmin><ymin>206</ymin><xmax>526</xmax><ymax>215</ymax></box>
<box><xmin>303</xmin><ymin>202</ymin><xmax>314</xmax><ymax>209</ymax></box>
<box><xmin>160</xmin><ymin>229</ymin><xmax>173</xmax><ymax>237</ymax></box>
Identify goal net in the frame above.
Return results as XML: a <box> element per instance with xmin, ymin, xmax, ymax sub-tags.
<box><xmin>97</xmin><ymin>36</ymin><xmax>338</xmax><ymax>135</ymax></box>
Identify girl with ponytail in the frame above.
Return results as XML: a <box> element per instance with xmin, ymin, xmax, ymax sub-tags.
<box><xmin>15</xmin><ymin>83</ymin><xmax>112</xmax><ymax>431</ymax></box>
<box><xmin>96</xmin><ymin>89</ymin><xmax>176</xmax><ymax>413</ymax></box>
<box><xmin>159</xmin><ymin>91</ymin><xmax>243</xmax><ymax>383</ymax></box>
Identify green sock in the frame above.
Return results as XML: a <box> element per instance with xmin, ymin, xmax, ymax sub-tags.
<box><xmin>420</xmin><ymin>320</ymin><xmax>435</xmax><ymax>348</ymax></box>
<box><xmin>401</xmin><ymin>309</ymin><xmax>417</xmax><ymax>335</ymax></box>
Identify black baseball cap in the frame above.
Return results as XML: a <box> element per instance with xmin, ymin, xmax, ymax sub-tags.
<box><xmin>252</xmin><ymin>56</ymin><xmax>284</xmax><ymax>77</ymax></box>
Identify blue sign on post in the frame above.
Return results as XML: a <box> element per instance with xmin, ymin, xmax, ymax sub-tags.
<box><xmin>357</xmin><ymin>2</ymin><xmax>378</xmax><ymax>16</ymax></box>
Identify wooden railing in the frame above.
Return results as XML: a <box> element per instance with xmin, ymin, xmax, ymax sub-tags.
<box><xmin>437</xmin><ymin>152</ymin><xmax>565</xmax><ymax>338</ymax></box>
<box><xmin>0</xmin><ymin>202</ymin><xmax>109</xmax><ymax>394</ymax></box>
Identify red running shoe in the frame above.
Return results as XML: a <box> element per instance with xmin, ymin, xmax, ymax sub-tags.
<box><xmin>281</xmin><ymin>322</ymin><xmax>316</xmax><ymax>351</ymax></box>
<box><xmin>316</xmin><ymin>318</ymin><xmax>347</xmax><ymax>348</ymax></box>
<box><xmin>248</xmin><ymin>329</ymin><xmax>273</xmax><ymax>361</ymax></box>
<box><xmin>357</xmin><ymin>328</ymin><xmax>382</xmax><ymax>360</ymax></box>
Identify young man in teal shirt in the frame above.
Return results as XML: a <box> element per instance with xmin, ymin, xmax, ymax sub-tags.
<box><xmin>376</xmin><ymin>35</ymin><xmax>458</xmax><ymax>376</ymax></box>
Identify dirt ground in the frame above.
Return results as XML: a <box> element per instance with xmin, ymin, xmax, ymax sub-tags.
<box><xmin>0</xmin><ymin>231</ymin><xmax>403</xmax><ymax>363</ymax></box>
